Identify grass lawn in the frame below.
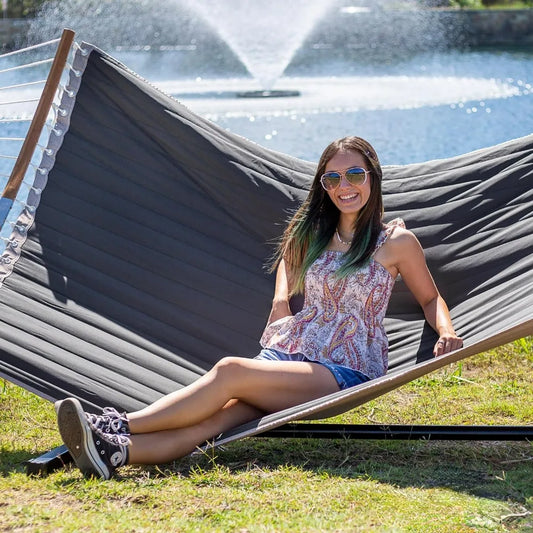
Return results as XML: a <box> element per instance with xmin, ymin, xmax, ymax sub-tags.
<box><xmin>1</xmin><ymin>338</ymin><xmax>532</xmax><ymax>532</ymax></box>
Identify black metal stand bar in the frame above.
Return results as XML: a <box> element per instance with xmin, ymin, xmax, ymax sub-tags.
<box><xmin>24</xmin><ymin>445</ymin><xmax>72</xmax><ymax>476</ymax></box>
<box><xmin>25</xmin><ymin>424</ymin><xmax>532</xmax><ymax>475</ymax></box>
<box><xmin>258</xmin><ymin>423</ymin><xmax>533</xmax><ymax>441</ymax></box>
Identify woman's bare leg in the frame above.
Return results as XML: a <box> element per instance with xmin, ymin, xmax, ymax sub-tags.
<box><xmin>127</xmin><ymin>399</ymin><xmax>261</xmax><ymax>464</ymax></box>
<box><xmin>127</xmin><ymin>357</ymin><xmax>339</xmax><ymax>435</ymax></box>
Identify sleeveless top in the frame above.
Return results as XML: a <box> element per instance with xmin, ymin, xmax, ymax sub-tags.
<box><xmin>260</xmin><ymin>218</ymin><xmax>405</xmax><ymax>380</ymax></box>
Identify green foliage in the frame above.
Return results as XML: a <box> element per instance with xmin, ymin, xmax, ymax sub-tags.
<box><xmin>450</xmin><ymin>0</ymin><xmax>484</xmax><ymax>8</ymax></box>
<box><xmin>481</xmin><ymin>0</ymin><xmax>526</xmax><ymax>6</ymax></box>
<box><xmin>427</xmin><ymin>0</ymin><xmax>532</xmax><ymax>7</ymax></box>
<box><xmin>2</xmin><ymin>0</ymin><xmax>46</xmax><ymax>18</ymax></box>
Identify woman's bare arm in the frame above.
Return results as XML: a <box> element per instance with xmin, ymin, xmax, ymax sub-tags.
<box><xmin>389</xmin><ymin>228</ymin><xmax>463</xmax><ymax>356</ymax></box>
<box><xmin>266</xmin><ymin>258</ymin><xmax>294</xmax><ymax>325</ymax></box>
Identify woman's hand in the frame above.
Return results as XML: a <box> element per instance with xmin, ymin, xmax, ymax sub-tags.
<box><xmin>433</xmin><ymin>330</ymin><xmax>463</xmax><ymax>357</ymax></box>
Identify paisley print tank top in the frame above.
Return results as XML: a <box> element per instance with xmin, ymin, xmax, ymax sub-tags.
<box><xmin>260</xmin><ymin>218</ymin><xmax>405</xmax><ymax>379</ymax></box>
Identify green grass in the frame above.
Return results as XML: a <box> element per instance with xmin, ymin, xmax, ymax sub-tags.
<box><xmin>1</xmin><ymin>338</ymin><xmax>532</xmax><ymax>532</ymax></box>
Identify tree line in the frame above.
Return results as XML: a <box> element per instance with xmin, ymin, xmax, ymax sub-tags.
<box><xmin>1</xmin><ymin>0</ymin><xmax>46</xmax><ymax>18</ymax></box>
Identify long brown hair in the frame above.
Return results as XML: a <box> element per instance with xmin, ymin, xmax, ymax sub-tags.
<box><xmin>271</xmin><ymin>136</ymin><xmax>384</xmax><ymax>295</ymax></box>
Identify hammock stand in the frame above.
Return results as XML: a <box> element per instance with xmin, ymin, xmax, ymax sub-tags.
<box><xmin>24</xmin><ymin>423</ymin><xmax>533</xmax><ymax>476</ymax></box>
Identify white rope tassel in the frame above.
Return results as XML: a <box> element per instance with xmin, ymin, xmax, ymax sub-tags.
<box><xmin>0</xmin><ymin>79</ymin><xmax>47</xmax><ymax>92</ymax></box>
<box><xmin>73</xmin><ymin>41</ymin><xmax>90</xmax><ymax>57</ymax></box>
<box><xmin>0</xmin><ymin>38</ymin><xmax>60</xmax><ymax>59</ymax></box>
<box><xmin>0</xmin><ymin>58</ymin><xmax>54</xmax><ymax>75</ymax></box>
<box><xmin>51</xmin><ymin>102</ymin><xmax>68</xmax><ymax>117</ymax></box>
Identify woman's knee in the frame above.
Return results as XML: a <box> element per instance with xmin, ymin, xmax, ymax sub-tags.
<box><xmin>211</xmin><ymin>356</ymin><xmax>248</xmax><ymax>382</ymax></box>
<box><xmin>213</xmin><ymin>355</ymin><xmax>244</xmax><ymax>374</ymax></box>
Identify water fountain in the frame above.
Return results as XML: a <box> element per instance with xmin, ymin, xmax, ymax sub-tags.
<box><xmin>13</xmin><ymin>0</ymin><xmax>533</xmax><ymax>163</ymax></box>
<box><xmin>27</xmin><ymin>0</ymin><xmax>460</xmax><ymax>96</ymax></box>
<box><xmin>28</xmin><ymin>0</ymin><xmax>336</xmax><ymax>96</ymax></box>
<box><xmin>181</xmin><ymin>0</ymin><xmax>334</xmax><ymax>97</ymax></box>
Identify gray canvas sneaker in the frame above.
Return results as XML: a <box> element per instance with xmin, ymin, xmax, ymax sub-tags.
<box><xmin>56</xmin><ymin>398</ymin><xmax>130</xmax><ymax>480</ymax></box>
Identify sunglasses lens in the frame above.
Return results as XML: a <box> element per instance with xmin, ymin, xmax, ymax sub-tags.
<box><xmin>321</xmin><ymin>172</ymin><xmax>341</xmax><ymax>190</ymax></box>
<box><xmin>321</xmin><ymin>168</ymin><xmax>368</xmax><ymax>190</ymax></box>
<box><xmin>345</xmin><ymin>167</ymin><xmax>367</xmax><ymax>185</ymax></box>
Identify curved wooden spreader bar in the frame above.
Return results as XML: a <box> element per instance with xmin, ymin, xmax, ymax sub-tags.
<box><xmin>1</xmin><ymin>28</ymin><xmax>75</xmax><ymax>201</ymax></box>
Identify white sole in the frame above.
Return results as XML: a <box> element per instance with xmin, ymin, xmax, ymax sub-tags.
<box><xmin>56</xmin><ymin>398</ymin><xmax>110</xmax><ymax>480</ymax></box>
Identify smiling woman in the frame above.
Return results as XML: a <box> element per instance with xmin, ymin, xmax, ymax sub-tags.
<box><xmin>55</xmin><ymin>135</ymin><xmax>462</xmax><ymax>480</ymax></box>
<box><xmin>323</xmin><ymin>151</ymin><xmax>372</xmax><ymax>227</ymax></box>
<box><xmin>267</xmin><ymin>136</ymin><xmax>462</xmax><ymax>359</ymax></box>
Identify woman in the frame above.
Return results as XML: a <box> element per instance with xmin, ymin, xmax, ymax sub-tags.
<box><xmin>56</xmin><ymin>136</ymin><xmax>463</xmax><ymax>479</ymax></box>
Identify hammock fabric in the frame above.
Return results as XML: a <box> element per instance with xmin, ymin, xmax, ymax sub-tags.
<box><xmin>0</xmin><ymin>46</ymin><xmax>532</xmax><ymax>446</ymax></box>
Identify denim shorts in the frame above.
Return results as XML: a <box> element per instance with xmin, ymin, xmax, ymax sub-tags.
<box><xmin>254</xmin><ymin>348</ymin><xmax>370</xmax><ymax>391</ymax></box>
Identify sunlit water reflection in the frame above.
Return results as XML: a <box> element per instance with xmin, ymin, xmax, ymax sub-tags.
<box><xmin>117</xmin><ymin>47</ymin><xmax>533</xmax><ymax>164</ymax></box>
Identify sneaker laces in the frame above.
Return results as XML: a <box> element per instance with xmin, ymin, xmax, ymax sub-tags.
<box><xmin>86</xmin><ymin>407</ymin><xmax>130</xmax><ymax>436</ymax></box>
<box><xmin>94</xmin><ymin>428</ymin><xmax>131</xmax><ymax>447</ymax></box>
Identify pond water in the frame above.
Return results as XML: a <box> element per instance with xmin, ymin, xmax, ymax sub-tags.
<box><xmin>0</xmin><ymin>41</ymin><xmax>531</xmax><ymax>176</ymax></box>
<box><xmin>116</xmin><ymin>44</ymin><xmax>533</xmax><ymax>165</ymax></box>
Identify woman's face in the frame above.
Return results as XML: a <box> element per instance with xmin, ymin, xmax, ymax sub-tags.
<box><xmin>323</xmin><ymin>149</ymin><xmax>371</xmax><ymax>222</ymax></box>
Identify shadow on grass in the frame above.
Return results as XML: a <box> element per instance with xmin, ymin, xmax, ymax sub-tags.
<box><xmin>2</xmin><ymin>436</ymin><xmax>532</xmax><ymax>509</ymax></box>
<box><xmin>0</xmin><ymin>444</ymin><xmax>69</xmax><ymax>477</ymax></box>
<box><xmin>0</xmin><ymin>449</ymin><xmax>37</xmax><ymax>476</ymax></box>
<box><xmin>177</xmin><ymin>437</ymin><xmax>533</xmax><ymax>505</ymax></box>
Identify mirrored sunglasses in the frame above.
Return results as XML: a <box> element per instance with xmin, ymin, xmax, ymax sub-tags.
<box><xmin>320</xmin><ymin>166</ymin><xmax>370</xmax><ymax>191</ymax></box>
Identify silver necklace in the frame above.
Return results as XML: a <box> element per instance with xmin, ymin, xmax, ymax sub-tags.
<box><xmin>335</xmin><ymin>228</ymin><xmax>353</xmax><ymax>246</ymax></box>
